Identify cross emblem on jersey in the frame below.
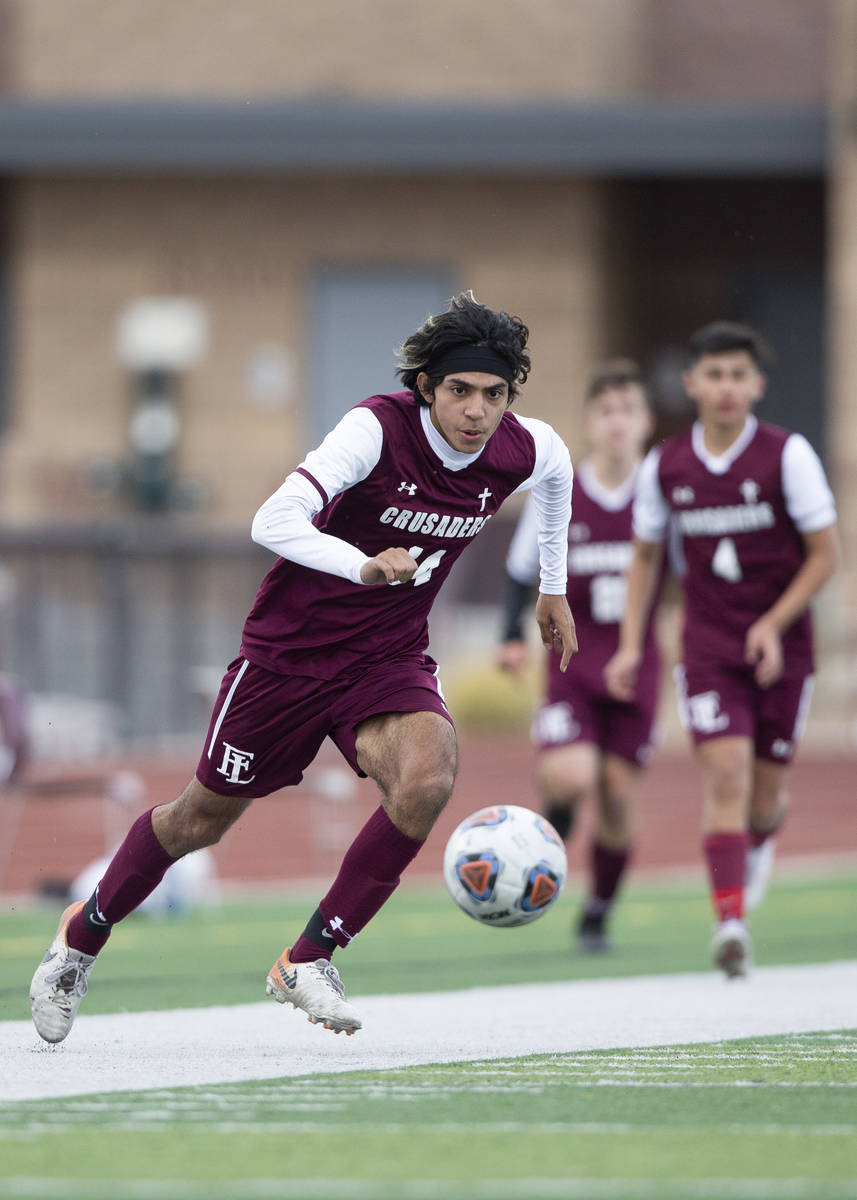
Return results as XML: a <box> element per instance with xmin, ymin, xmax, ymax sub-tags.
<box><xmin>398</xmin><ymin>481</ymin><xmax>418</xmax><ymax>495</ymax></box>
<box><xmin>478</xmin><ymin>487</ymin><xmax>492</xmax><ymax>512</ymax></box>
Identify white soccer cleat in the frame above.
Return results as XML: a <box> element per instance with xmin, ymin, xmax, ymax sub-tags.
<box><xmin>29</xmin><ymin>901</ymin><xmax>96</xmax><ymax>1043</ymax></box>
<box><xmin>745</xmin><ymin>838</ymin><xmax>775</xmax><ymax>913</ymax></box>
<box><xmin>710</xmin><ymin>917</ymin><xmax>752</xmax><ymax>980</ymax></box>
<box><xmin>266</xmin><ymin>948</ymin><xmax>362</xmax><ymax>1035</ymax></box>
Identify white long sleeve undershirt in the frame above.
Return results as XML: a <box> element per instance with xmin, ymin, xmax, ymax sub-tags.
<box><xmin>250</xmin><ymin>405</ymin><xmax>572</xmax><ymax>590</ymax></box>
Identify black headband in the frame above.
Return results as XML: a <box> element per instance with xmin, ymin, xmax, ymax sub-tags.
<box><xmin>424</xmin><ymin>344</ymin><xmax>514</xmax><ymax>384</ymax></box>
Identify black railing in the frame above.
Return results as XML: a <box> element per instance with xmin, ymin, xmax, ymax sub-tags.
<box><xmin>0</xmin><ymin>522</ymin><xmax>270</xmax><ymax>745</ymax></box>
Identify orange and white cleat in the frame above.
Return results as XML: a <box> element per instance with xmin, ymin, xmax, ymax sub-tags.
<box><xmin>29</xmin><ymin>901</ymin><xmax>96</xmax><ymax>1043</ymax></box>
<box><xmin>265</xmin><ymin>948</ymin><xmax>362</xmax><ymax>1035</ymax></box>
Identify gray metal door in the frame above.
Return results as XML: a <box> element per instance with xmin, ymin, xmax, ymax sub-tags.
<box><xmin>309</xmin><ymin>267</ymin><xmax>454</xmax><ymax>446</ymax></box>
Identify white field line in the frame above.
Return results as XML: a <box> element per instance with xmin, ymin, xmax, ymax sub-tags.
<box><xmin>1</xmin><ymin>959</ymin><xmax>855</xmax><ymax>1103</ymax></box>
<box><xmin>3</xmin><ymin>1179</ymin><xmax>857</xmax><ymax>1200</ymax></box>
<box><xmin>7</xmin><ymin>1121</ymin><xmax>857</xmax><ymax>1138</ymax></box>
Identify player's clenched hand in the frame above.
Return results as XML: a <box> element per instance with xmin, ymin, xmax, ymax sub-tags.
<box><xmin>360</xmin><ymin>547</ymin><xmax>420</xmax><ymax>586</ymax></box>
<box><xmin>496</xmin><ymin>639</ymin><xmax>529</xmax><ymax>676</ymax></box>
<box><xmin>535</xmin><ymin>594</ymin><xmax>577</xmax><ymax>673</ymax></box>
<box><xmin>604</xmin><ymin>646</ymin><xmax>640</xmax><ymax>702</ymax></box>
<box><xmin>744</xmin><ymin>619</ymin><xmax>783</xmax><ymax>688</ymax></box>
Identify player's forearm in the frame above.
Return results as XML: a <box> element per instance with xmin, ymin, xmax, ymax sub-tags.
<box><xmin>759</xmin><ymin>532</ymin><xmax>840</xmax><ymax>635</ymax></box>
<box><xmin>501</xmin><ymin>574</ymin><xmax>535</xmax><ymax>642</ymax></box>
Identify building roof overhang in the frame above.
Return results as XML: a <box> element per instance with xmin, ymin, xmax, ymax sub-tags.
<box><xmin>0</xmin><ymin>98</ymin><xmax>828</xmax><ymax>176</ymax></box>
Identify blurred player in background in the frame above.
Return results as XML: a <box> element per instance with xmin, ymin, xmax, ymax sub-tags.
<box><xmin>497</xmin><ymin>360</ymin><xmax>659</xmax><ymax>953</ymax></box>
<box><xmin>0</xmin><ymin>673</ymin><xmax>28</xmax><ymax>786</ymax></box>
<box><xmin>30</xmin><ymin>292</ymin><xmax>577</xmax><ymax>1044</ymax></box>
<box><xmin>605</xmin><ymin>321</ymin><xmax>839</xmax><ymax>979</ymax></box>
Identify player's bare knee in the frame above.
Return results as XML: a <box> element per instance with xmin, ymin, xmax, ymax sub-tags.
<box><xmin>710</xmin><ymin>770</ymin><xmax>748</xmax><ymax>809</ymax></box>
<box><xmin>703</xmin><ymin>750</ymin><xmax>750</xmax><ymax>807</ymax></box>
<box><xmin>421</xmin><ymin>767</ymin><xmax>455</xmax><ymax>819</ymax></box>
<box><xmin>538</xmin><ymin>761</ymin><xmax>584</xmax><ymax>802</ymax></box>
<box><xmin>750</xmin><ymin>787</ymin><xmax>788</xmax><ymax>833</ymax></box>
<box><xmin>154</xmin><ymin>784</ymin><xmax>248</xmax><ymax>856</ymax></box>
<box><xmin>394</xmin><ymin>724</ymin><xmax>456</xmax><ymax>798</ymax></box>
<box><xmin>154</xmin><ymin>806</ymin><xmax>216</xmax><ymax>856</ymax></box>
<box><xmin>538</xmin><ymin>745</ymin><xmax>598</xmax><ymax>809</ymax></box>
<box><xmin>384</xmin><ymin>760</ymin><xmax>454</xmax><ymax>839</ymax></box>
<box><xmin>542</xmin><ymin>778</ymin><xmax>588</xmax><ymax>809</ymax></box>
<box><xmin>406</xmin><ymin>761</ymin><xmax>455</xmax><ymax>816</ymax></box>
<box><xmin>184</xmin><ymin>811</ymin><xmax>230</xmax><ymax>850</ymax></box>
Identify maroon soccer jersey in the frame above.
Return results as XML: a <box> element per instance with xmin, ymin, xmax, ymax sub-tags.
<box><xmin>564</xmin><ymin>471</ymin><xmax>659</xmax><ymax>672</ymax></box>
<box><xmin>657</xmin><ymin>421</ymin><xmax>813</xmax><ymax>669</ymax></box>
<box><xmin>542</xmin><ymin>470</ymin><xmax>661</xmax><ymax>761</ymax></box>
<box><xmin>241</xmin><ymin>391</ymin><xmax>540</xmax><ymax>679</ymax></box>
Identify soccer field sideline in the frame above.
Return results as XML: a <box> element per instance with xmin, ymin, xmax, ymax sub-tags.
<box><xmin>3</xmin><ymin>958</ymin><xmax>855</xmax><ymax>1103</ymax></box>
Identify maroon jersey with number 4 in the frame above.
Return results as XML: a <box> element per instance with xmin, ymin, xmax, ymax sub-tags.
<box><xmin>657</xmin><ymin>421</ymin><xmax>812</xmax><ymax>670</ymax></box>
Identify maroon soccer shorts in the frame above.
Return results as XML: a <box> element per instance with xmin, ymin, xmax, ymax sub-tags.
<box><xmin>532</xmin><ymin>652</ymin><xmax>660</xmax><ymax>767</ymax></box>
<box><xmin>674</xmin><ymin>659</ymin><xmax>815</xmax><ymax>764</ymax></box>
<box><xmin>196</xmin><ymin>653</ymin><xmax>453</xmax><ymax>798</ymax></box>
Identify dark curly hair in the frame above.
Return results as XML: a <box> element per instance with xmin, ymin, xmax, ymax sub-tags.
<box><xmin>396</xmin><ymin>291</ymin><xmax>531</xmax><ymax>404</ymax></box>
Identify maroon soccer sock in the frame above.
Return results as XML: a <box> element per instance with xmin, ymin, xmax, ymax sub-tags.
<box><xmin>66</xmin><ymin>807</ymin><xmax>177</xmax><ymax>957</ymax></box>
<box><xmin>703</xmin><ymin>831</ymin><xmax>748</xmax><ymax>923</ymax></box>
<box><xmin>289</xmin><ymin>805</ymin><xmax>424</xmax><ymax>963</ymax></box>
<box><xmin>584</xmin><ymin>840</ymin><xmax>631</xmax><ymax>915</ymax></box>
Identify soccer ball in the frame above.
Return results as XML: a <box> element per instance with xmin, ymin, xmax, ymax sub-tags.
<box><xmin>443</xmin><ymin>804</ymin><xmax>567</xmax><ymax>927</ymax></box>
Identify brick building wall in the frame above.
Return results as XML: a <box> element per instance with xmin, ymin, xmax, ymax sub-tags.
<box><xmin>3</xmin><ymin>0</ymin><xmax>827</xmax><ymax>103</ymax></box>
<box><xmin>4</xmin><ymin>174</ymin><xmax>607</xmax><ymax>524</ymax></box>
<box><xmin>7</xmin><ymin>0</ymin><xmax>646</xmax><ymax>100</ymax></box>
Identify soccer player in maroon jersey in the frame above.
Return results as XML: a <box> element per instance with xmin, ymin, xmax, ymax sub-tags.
<box><xmin>29</xmin><ymin>293</ymin><xmax>577</xmax><ymax>1042</ymax></box>
<box><xmin>605</xmin><ymin>322</ymin><xmax>839</xmax><ymax>978</ymax></box>
<box><xmin>497</xmin><ymin>360</ymin><xmax>659</xmax><ymax>952</ymax></box>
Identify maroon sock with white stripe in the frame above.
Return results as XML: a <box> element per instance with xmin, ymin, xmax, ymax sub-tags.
<box><xmin>66</xmin><ymin>808</ymin><xmax>177</xmax><ymax>956</ymax></box>
<box><xmin>289</xmin><ymin>806</ymin><xmax>424</xmax><ymax>963</ymax></box>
